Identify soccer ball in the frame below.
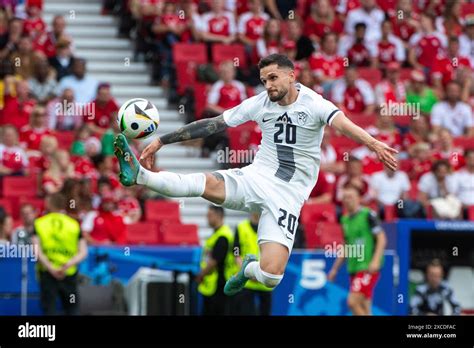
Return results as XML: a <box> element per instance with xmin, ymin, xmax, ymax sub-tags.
<box><xmin>117</xmin><ymin>98</ymin><xmax>160</xmax><ymax>139</ymax></box>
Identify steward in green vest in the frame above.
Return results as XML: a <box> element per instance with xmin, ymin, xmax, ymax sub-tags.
<box><xmin>231</xmin><ymin>213</ymin><xmax>273</xmax><ymax>315</ymax></box>
<box><xmin>327</xmin><ymin>186</ymin><xmax>387</xmax><ymax>316</ymax></box>
<box><xmin>32</xmin><ymin>193</ymin><xmax>88</xmax><ymax>315</ymax></box>
<box><xmin>196</xmin><ymin>206</ymin><xmax>236</xmax><ymax>315</ymax></box>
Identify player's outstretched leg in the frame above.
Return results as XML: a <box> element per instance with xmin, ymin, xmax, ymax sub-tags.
<box><xmin>114</xmin><ymin>134</ymin><xmax>140</xmax><ymax>186</ymax></box>
<box><xmin>114</xmin><ymin>134</ymin><xmax>210</xmax><ymax>198</ymax></box>
<box><xmin>224</xmin><ymin>254</ymin><xmax>257</xmax><ymax>296</ymax></box>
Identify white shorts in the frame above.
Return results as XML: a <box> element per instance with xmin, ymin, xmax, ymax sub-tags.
<box><xmin>215</xmin><ymin>165</ymin><xmax>305</xmax><ymax>253</ymax></box>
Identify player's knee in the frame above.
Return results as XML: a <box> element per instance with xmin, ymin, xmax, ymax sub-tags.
<box><xmin>259</xmin><ymin>265</ymin><xmax>284</xmax><ymax>288</ymax></box>
<box><xmin>347</xmin><ymin>293</ymin><xmax>362</xmax><ymax>309</ymax></box>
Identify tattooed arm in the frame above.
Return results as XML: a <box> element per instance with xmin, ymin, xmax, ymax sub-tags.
<box><xmin>139</xmin><ymin>115</ymin><xmax>228</xmax><ymax>169</ymax></box>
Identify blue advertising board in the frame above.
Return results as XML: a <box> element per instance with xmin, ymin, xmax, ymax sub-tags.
<box><xmin>272</xmin><ymin>250</ymin><xmax>396</xmax><ymax>315</ymax></box>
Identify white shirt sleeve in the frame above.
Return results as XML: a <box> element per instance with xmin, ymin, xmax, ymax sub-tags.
<box><xmin>222</xmin><ymin>93</ymin><xmax>262</xmax><ymax>127</ymax></box>
<box><xmin>227</xmin><ymin>12</ymin><xmax>236</xmax><ymax>35</ymax></box>
<box><xmin>357</xmin><ymin>79</ymin><xmax>375</xmax><ymax>105</ymax></box>
<box><xmin>81</xmin><ymin>211</ymin><xmax>98</xmax><ymax>233</ymax></box>
<box><xmin>394</xmin><ymin>37</ymin><xmax>406</xmax><ymax>62</ymax></box>
<box><xmin>418</xmin><ymin>173</ymin><xmax>433</xmax><ymax>194</ymax></box>
<box><xmin>462</xmin><ymin>103</ymin><xmax>473</xmax><ymax>127</ymax></box>
<box><xmin>237</xmin><ymin>13</ymin><xmax>248</xmax><ymax>35</ymax></box>
<box><xmin>430</xmin><ymin>102</ymin><xmax>443</xmax><ymax>126</ymax></box>
<box><xmin>331</xmin><ymin>80</ymin><xmax>346</xmax><ymax>103</ymax></box>
<box><xmin>400</xmin><ymin>171</ymin><xmax>411</xmax><ymax>192</ymax></box>
<box><xmin>344</xmin><ymin>9</ymin><xmax>357</xmax><ymax>36</ymax></box>
<box><xmin>312</xmin><ymin>94</ymin><xmax>341</xmax><ymax>126</ymax></box>
<box><xmin>207</xmin><ymin>81</ymin><xmax>223</xmax><ymax>105</ymax></box>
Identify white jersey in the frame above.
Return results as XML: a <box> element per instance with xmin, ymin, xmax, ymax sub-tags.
<box><xmin>223</xmin><ymin>83</ymin><xmax>340</xmax><ymax>200</ymax></box>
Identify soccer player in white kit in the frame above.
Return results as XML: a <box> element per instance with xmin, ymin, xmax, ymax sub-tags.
<box><xmin>114</xmin><ymin>54</ymin><xmax>398</xmax><ymax>295</ymax></box>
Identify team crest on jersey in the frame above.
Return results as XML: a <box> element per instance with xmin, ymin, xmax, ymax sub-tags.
<box><xmin>297</xmin><ymin>112</ymin><xmax>308</xmax><ymax>125</ymax></box>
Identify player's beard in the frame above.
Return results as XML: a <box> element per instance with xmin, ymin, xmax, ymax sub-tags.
<box><xmin>268</xmin><ymin>88</ymin><xmax>287</xmax><ymax>102</ymax></box>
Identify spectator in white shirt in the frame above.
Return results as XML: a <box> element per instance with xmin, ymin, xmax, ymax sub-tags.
<box><xmin>451</xmin><ymin>149</ymin><xmax>474</xmax><ymax>216</ymax></box>
<box><xmin>370</xmin><ymin>166</ymin><xmax>411</xmax><ymax>206</ymax></box>
<box><xmin>344</xmin><ymin>0</ymin><xmax>385</xmax><ymax>42</ymax></box>
<box><xmin>430</xmin><ymin>81</ymin><xmax>474</xmax><ymax>137</ymax></box>
<box><xmin>57</xmin><ymin>58</ymin><xmax>99</xmax><ymax>104</ymax></box>
<box><xmin>418</xmin><ymin>160</ymin><xmax>456</xmax><ymax>205</ymax></box>
<box><xmin>459</xmin><ymin>16</ymin><xmax>474</xmax><ymax>67</ymax></box>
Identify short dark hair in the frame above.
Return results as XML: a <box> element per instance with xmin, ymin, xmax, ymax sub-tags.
<box><xmin>209</xmin><ymin>205</ymin><xmax>224</xmax><ymax>217</ymax></box>
<box><xmin>432</xmin><ymin>159</ymin><xmax>451</xmax><ymax>172</ymax></box>
<box><xmin>258</xmin><ymin>54</ymin><xmax>294</xmax><ymax>70</ymax></box>
<box><xmin>46</xmin><ymin>193</ymin><xmax>67</xmax><ymax>211</ymax></box>
<box><xmin>464</xmin><ymin>148</ymin><xmax>474</xmax><ymax>157</ymax></box>
<box><xmin>426</xmin><ymin>258</ymin><xmax>444</xmax><ymax>273</ymax></box>
<box><xmin>354</xmin><ymin>22</ymin><xmax>367</xmax><ymax>30</ymax></box>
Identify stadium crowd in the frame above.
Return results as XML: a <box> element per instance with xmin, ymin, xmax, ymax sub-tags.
<box><xmin>0</xmin><ymin>0</ymin><xmax>473</xmax><ymax>250</ymax></box>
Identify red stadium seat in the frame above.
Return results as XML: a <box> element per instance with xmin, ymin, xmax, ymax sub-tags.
<box><xmin>300</xmin><ymin>202</ymin><xmax>337</xmax><ymax>225</ymax></box>
<box><xmin>330</xmin><ymin>135</ymin><xmax>359</xmax><ymax>159</ymax></box>
<box><xmin>453</xmin><ymin>137</ymin><xmax>474</xmax><ymax>150</ymax></box>
<box><xmin>2</xmin><ymin>176</ymin><xmax>37</xmax><ymax>198</ymax></box>
<box><xmin>54</xmin><ymin>131</ymin><xmax>75</xmax><ymax>151</ymax></box>
<box><xmin>126</xmin><ymin>222</ymin><xmax>160</xmax><ymax>245</ymax></box>
<box><xmin>193</xmin><ymin>82</ymin><xmax>209</xmax><ymax>120</ymax></box>
<box><xmin>0</xmin><ymin>199</ymin><xmax>14</xmax><ymax>216</ymax></box>
<box><xmin>18</xmin><ymin>198</ymin><xmax>45</xmax><ymax>216</ymax></box>
<box><xmin>172</xmin><ymin>43</ymin><xmax>207</xmax><ymax>64</ymax></box>
<box><xmin>145</xmin><ymin>200</ymin><xmax>180</xmax><ymax>223</ymax></box>
<box><xmin>212</xmin><ymin>44</ymin><xmax>247</xmax><ymax>68</ymax></box>
<box><xmin>357</xmin><ymin>68</ymin><xmax>382</xmax><ymax>87</ymax></box>
<box><xmin>316</xmin><ymin>222</ymin><xmax>344</xmax><ymax>247</ymax></box>
<box><xmin>175</xmin><ymin>61</ymin><xmax>199</xmax><ymax>95</ymax></box>
<box><xmin>348</xmin><ymin>113</ymin><xmax>377</xmax><ymax>128</ymax></box>
<box><xmin>384</xmin><ymin>204</ymin><xmax>397</xmax><ymax>222</ymax></box>
<box><xmin>304</xmin><ymin>222</ymin><xmax>322</xmax><ymax>248</ymax></box>
<box><xmin>468</xmin><ymin>206</ymin><xmax>474</xmax><ymax>221</ymax></box>
<box><xmin>160</xmin><ymin>222</ymin><xmax>199</xmax><ymax>245</ymax></box>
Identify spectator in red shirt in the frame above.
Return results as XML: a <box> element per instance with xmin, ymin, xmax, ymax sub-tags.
<box><xmin>403</xmin><ymin>116</ymin><xmax>432</xmax><ymax>154</ymax></box>
<box><xmin>237</xmin><ymin>0</ymin><xmax>268</xmax><ymax>48</ymax></box>
<box><xmin>46</xmin><ymin>88</ymin><xmax>83</xmax><ymax>131</ymax></box>
<box><xmin>432</xmin><ymin>36</ymin><xmax>472</xmax><ymax>100</ymax></box>
<box><xmin>309</xmin><ymin>32</ymin><xmax>345</xmax><ymax>95</ymax></box>
<box><xmin>117</xmin><ymin>186</ymin><xmax>142</xmax><ymax>224</ymax></box>
<box><xmin>408</xmin><ymin>13</ymin><xmax>447</xmax><ymax>71</ymax></box>
<box><xmin>34</xmin><ymin>15</ymin><xmax>72</xmax><ymax>59</ymax></box>
<box><xmin>29</xmin><ymin>134</ymin><xmax>57</xmax><ymax>174</ymax></box>
<box><xmin>83</xmin><ymin>195</ymin><xmax>127</xmax><ymax>245</ymax></box>
<box><xmin>339</xmin><ymin>22</ymin><xmax>377</xmax><ymax>67</ymax></box>
<box><xmin>404</xmin><ymin>142</ymin><xmax>433</xmax><ymax>181</ymax></box>
<box><xmin>0</xmin><ymin>125</ymin><xmax>28</xmax><ymax>176</ymax></box>
<box><xmin>308</xmin><ymin>170</ymin><xmax>333</xmax><ymax>203</ymax></box>
<box><xmin>256</xmin><ymin>18</ymin><xmax>281</xmax><ymax>59</ymax></box>
<box><xmin>1</xmin><ymin>77</ymin><xmax>36</xmax><ymax>129</ymax></box>
<box><xmin>91</xmin><ymin>154</ymin><xmax>120</xmax><ymax>190</ymax></box>
<box><xmin>304</xmin><ymin>0</ymin><xmax>343</xmax><ymax>46</ymax></box>
<box><xmin>320</xmin><ymin>127</ymin><xmax>345</xmax><ymax>179</ymax></box>
<box><xmin>435</xmin><ymin>0</ymin><xmax>463</xmax><ymax>38</ymax></box>
<box><xmin>375</xmin><ymin>61</ymin><xmax>406</xmax><ymax>105</ymax></box>
<box><xmin>206</xmin><ymin>60</ymin><xmax>246</xmax><ymax>115</ymax></box>
<box><xmin>432</xmin><ymin>128</ymin><xmax>465</xmax><ymax>170</ymax></box>
<box><xmin>23</xmin><ymin>3</ymin><xmax>46</xmax><ymax>40</ymax></box>
<box><xmin>390</xmin><ymin>0</ymin><xmax>419</xmax><ymax>46</ymax></box>
<box><xmin>298</xmin><ymin>66</ymin><xmax>324</xmax><ymax>95</ymax></box>
<box><xmin>42</xmin><ymin>149</ymin><xmax>75</xmax><ymax>194</ymax></box>
<box><xmin>376</xmin><ymin>19</ymin><xmax>406</xmax><ymax>70</ymax></box>
<box><xmin>332</xmin><ymin>65</ymin><xmax>376</xmax><ymax>114</ymax></box>
<box><xmin>334</xmin><ymin>156</ymin><xmax>372</xmax><ymax>206</ymax></box>
<box><xmin>367</xmin><ymin>113</ymin><xmax>403</xmax><ymax>151</ymax></box>
<box><xmin>20</xmin><ymin>104</ymin><xmax>53</xmax><ymax>156</ymax></box>
<box><xmin>87</xmin><ymin>83</ymin><xmax>119</xmax><ymax>136</ymax></box>
<box><xmin>197</xmin><ymin>0</ymin><xmax>236</xmax><ymax>44</ymax></box>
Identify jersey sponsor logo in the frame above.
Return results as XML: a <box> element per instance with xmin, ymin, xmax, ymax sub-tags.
<box><xmin>262</xmin><ymin>117</ymin><xmax>272</xmax><ymax>122</ymax></box>
<box><xmin>276</xmin><ymin>112</ymin><xmax>291</xmax><ymax>123</ymax></box>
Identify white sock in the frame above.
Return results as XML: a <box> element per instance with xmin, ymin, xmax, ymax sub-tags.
<box><xmin>137</xmin><ymin>168</ymin><xmax>206</xmax><ymax>197</ymax></box>
<box><xmin>244</xmin><ymin>261</ymin><xmax>283</xmax><ymax>288</ymax></box>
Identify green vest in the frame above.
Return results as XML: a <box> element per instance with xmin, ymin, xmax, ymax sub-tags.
<box><xmin>340</xmin><ymin>207</ymin><xmax>384</xmax><ymax>274</ymax></box>
<box><xmin>35</xmin><ymin>212</ymin><xmax>81</xmax><ymax>276</ymax></box>
<box><xmin>198</xmin><ymin>225</ymin><xmax>236</xmax><ymax>296</ymax></box>
<box><xmin>236</xmin><ymin>220</ymin><xmax>272</xmax><ymax>292</ymax></box>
